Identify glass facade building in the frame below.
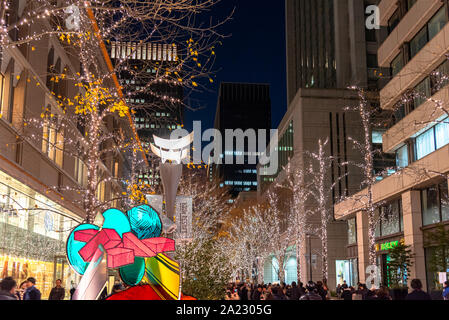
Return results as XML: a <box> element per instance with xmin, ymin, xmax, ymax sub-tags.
<box><xmin>0</xmin><ymin>169</ymin><xmax>82</xmax><ymax>299</ymax></box>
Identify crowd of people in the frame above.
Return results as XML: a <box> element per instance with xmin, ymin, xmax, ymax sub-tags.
<box><xmin>225</xmin><ymin>281</ymin><xmax>330</xmax><ymax>300</ymax></box>
<box><xmin>226</xmin><ymin>278</ymin><xmax>449</xmax><ymax>301</ymax></box>
<box><xmin>0</xmin><ymin>276</ymin><xmax>67</xmax><ymax>300</ymax></box>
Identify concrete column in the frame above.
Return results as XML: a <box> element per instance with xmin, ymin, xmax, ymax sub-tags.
<box><xmin>402</xmin><ymin>190</ymin><xmax>427</xmax><ymax>290</ymax></box>
<box><xmin>356</xmin><ymin>210</ymin><xmax>370</xmax><ymax>283</ymax></box>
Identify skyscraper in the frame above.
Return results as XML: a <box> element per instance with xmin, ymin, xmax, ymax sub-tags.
<box><xmin>213</xmin><ymin>83</ymin><xmax>271</xmax><ymax>198</ymax></box>
<box><xmin>110</xmin><ymin>41</ymin><xmax>184</xmax><ymax>188</ymax></box>
<box><xmin>258</xmin><ymin>0</ymin><xmax>394</xmax><ymax>287</ymax></box>
<box><xmin>285</xmin><ymin>0</ymin><xmax>387</xmax><ymax>103</ymax></box>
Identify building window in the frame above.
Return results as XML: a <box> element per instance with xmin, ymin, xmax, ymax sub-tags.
<box><xmin>391</xmin><ymin>53</ymin><xmax>404</xmax><ymax>77</ymax></box>
<box><xmin>435</xmin><ymin>119</ymin><xmax>449</xmax><ymax>149</ymax></box>
<box><xmin>422</xmin><ymin>181</ymin><xmax>449</xmax><ymax>226</ymax></box>
<box><xmin>42</xmin><ymin>112</ymin><xmax>64</xmax><ymax>167</ymax></box>
<box><xmin>348</xmin><ymin>218</ymin><xmax>357</xmax><ymax>245</ymax></box>
<box><xmin>372</xmin><ymin>130</ymin><xmax>384</xmax><ymax>144</ymax></box>
<box><xmin>375</xmin><ymin>199</ymin><xmax>403</xmax><ymax>238</ymax></box>
<box><xmin>396</xmin><ymin>144</ymin><xmax>409</xmax><ymax>168</ymax></box>
<box><xmin>0</xmin><ymin>60</ymin><xmax>15</xmax><ymax>123</ymax></box>
<box><xmin>96</xmin><ymin>181</ymin><xmax>106</xmax><ymax>203</ymax></box>
<box><xmin>388</xmin><ymin>9</ymin><xmax>400</xmax><ymax>34</ymax></box>
<box><xmin>410</xmin><ymin>5</ymin><xmax>447</xmax><ymax>59</ymax></box>
<box><xmin>414</xmin><ymin>118</ymin><xmax>449</xmax><ymax>161</ymax></box>
<box><xmin>415</xmin><ymin>126</ymin><xmax>436</xmax><ymax>160</ymax></box>
<box><xmin>381</xmin><ymin>201</ymin><xmax>401</xmax><ymax>236</ymax></box>
<box><xmin>74</xmin><ymin>156</ymin><xmax>87</xmax><ymax>187</ymax></box>
<box><xmin>413</xmin><ymin>77</ymin><xmax>431</xmax><ymax>109</ymax></box>
<box><xmin>407</xmin><ymin>0</ymin><xmax>417</xmax><ymax>10</ymax></box>
<box><xmin>428</xmin><ymin>5</ymin><xmax>447</xmax><ymax>40</ymax></box>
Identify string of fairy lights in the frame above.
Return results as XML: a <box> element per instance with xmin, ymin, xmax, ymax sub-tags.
<box><xmin>0</xmin><ymin>0</ymin><xmax>226</xmax><ymax>225</ymax></box>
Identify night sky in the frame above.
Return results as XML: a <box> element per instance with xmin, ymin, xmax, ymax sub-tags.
<box><xmin>184</xmin><ymin>0</ymin><xmax>287</xmax><ymax>133</ymax></box>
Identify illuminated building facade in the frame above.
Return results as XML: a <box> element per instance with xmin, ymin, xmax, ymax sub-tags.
<box><xmin>109</xmin><ymin>41</ymin><xmax>184</xmax><ymax>189</ymax></box>
<box><xmin>335</xmin><ymin>0</ymin><xmax>449</xmax><ymax>296</ymax></box>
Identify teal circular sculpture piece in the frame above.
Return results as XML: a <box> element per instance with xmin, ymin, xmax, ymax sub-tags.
<box><xmin>127</xmin><ymin>205</ymin><xmax>162</xmax><ymax>240</ymax></box>
<box><xmin>102</xmin><ymin>208</ymin><xmax>131</xmax><ymax>237</ymax></box>
<box><xmin>66</xmin><ymin>223</ymin><xmax>100</xmax><ymax>275</ymax></box>
<box><xmin>119</xmin><ymin>257</ymin><xmax>146</xmax><ymax>286</ymax></box>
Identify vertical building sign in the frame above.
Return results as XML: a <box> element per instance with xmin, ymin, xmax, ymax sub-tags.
<box><xmin>175</xmin><ymin>196</ymin><xmax>192</xmax><ymax>241</ymax></box>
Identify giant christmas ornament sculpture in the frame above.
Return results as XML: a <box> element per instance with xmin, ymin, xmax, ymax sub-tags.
<box><xmin>66</xmin><ymin>205</ymin><xmax>194</xmax><ymax>300</ymax></box>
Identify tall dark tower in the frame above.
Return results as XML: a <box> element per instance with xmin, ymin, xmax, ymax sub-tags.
<box><xmin>212</xmin><ymin>83</ymin><xmax>271</xmax><ymax>198</ymax></box>
<box><xmin>109</xmin><ymin>41</ymin><xmax>184</xmax><ymax>189</ymax></box>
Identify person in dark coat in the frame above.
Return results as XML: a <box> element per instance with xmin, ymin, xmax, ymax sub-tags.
<box><xmin>299</xmin><ymin>282</ymin><xmax>322</xmax><ymax>300</ymax></box>
<box><xmin>49</xmin><ymin>279</ymin><xmax>65</xmax><ymax>300</ymax></box>
<box><xmin>0</xmin><ymin>277</ymin><xmax>18</xmax><ymax>300</ymax></box>
<box><xmin>341</xmin><ymin>287</ymin><xmax>353</xmax><ymax>300</ymax></box>
<box><xmin>316</xmin><ymin>281</ymin><xmax>328</xmax><ymax>300</ymax></box>
<box><xmin>356</xmin><ymin>283</ymin><xmax>369</xmax><ymax>300</ymax></box>
<box><xmin>24</xmin><ymin>277</ymin><xmax>41</xmax><ymax>300</ymax></box>
<box><xmin>289</xmin><ymin>282</ymin><xmax>300</xmax><ymax>300</ymax></box>
<box><xmin>405</xmin><ymin>279</ymin><xmax>432</xmax><ymax>300</ymax></box>
<box><xmin>252</xmin><ymin>285</ymin><xmax>263</xmax><ymax>300</ymax></box>
<box><xmin>297</xmin><ymin>282</ymin><xmax>306</xmax><ymax>298</ymax></box>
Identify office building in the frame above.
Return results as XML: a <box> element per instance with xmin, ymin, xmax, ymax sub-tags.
<box><xmin>110</xmin><ymin>41</ymin><xmax>184</xmax><ymax>189</ymax></box>
<box><xmin>213</xmin><ymin>83</ymin><xmax>271</xmax><ymax>198</ymax></box>
<box><xmin>335</xmin><ymin>0</ymin><xmax>449</xmax><ymax>296</ymax></box>
<box><xmin>258</xmin><ymin>0</ymin><xmax>393</xmax><ymax>287</ymax></box>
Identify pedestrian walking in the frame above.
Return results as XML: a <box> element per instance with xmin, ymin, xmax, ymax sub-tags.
<box><xmin>24</xmin><ymin>277</ymin><xmax>41</xmax><ymax>300</ymax></box>
<box><xmin>49</xmin><ymin>279</ymin><xmax>65</xmax><ymax>300</ymax></box>
<box><xmin>443</xmin><ymin>281</ymin><xmax>449</xmax><ymax>300</ymax></box>
<box><xmin>0</xmin><ymin>277</ymin><xmax>18</xmax><ymax>300</ymax></box>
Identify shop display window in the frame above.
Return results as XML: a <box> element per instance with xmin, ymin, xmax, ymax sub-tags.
<box><xmin>422</xmin><ymin>181</ymin><xmax>449</xmax><ymax>226</ymax></box>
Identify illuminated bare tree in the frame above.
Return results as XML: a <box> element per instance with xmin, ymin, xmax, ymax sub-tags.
<box><xmin>276</xmin><ymin>159</ymin><xmax>312</xmax><ymax>283</ymax></box>
<box><xmin>0</xmin><ymin>0</ymin><xmax>230</xmax><ymax>223</ymax></box>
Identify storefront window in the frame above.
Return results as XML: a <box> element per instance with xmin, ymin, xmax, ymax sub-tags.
<box><xmin>376</xmin><ymin>200</ymin><xmax>403</xmax><ymax>238</ymax></box>
<box><xmin>425</xmin><ymin>246</ymin><xmax>449</xmax><ymax>293</ymax></box>
<box><xmin>348</xmin><ymin>218</ymin><xmax>357</xmax><ymax>245</ymax></box>
<box><xmin>422</xmin><ymin>182</ymin><xmax>449</xmax><ymax>226</ymax></box>
<box><xmin>381</xmin><ymin>201</ymin><xmax>401</xmax><ymax>236</ymax></box>
<box><xmin>0</xmin><ymin>170</ymin><xmax>82</xmax><ymax>299</ymax></box>
<box><xmin>422</xmin><ymin>186</ymin><xmax>440</xmax><ymax>225</ymax></box>
<box><xmin>336</xmin><ymin>259</ymin><xmax>358</xmax><ymax>288</ymax></box>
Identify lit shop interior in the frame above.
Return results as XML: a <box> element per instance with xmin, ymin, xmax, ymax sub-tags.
<box><xmin>0</xmin><ymin>170</ymin><xmax>82</xmax><ymax>299</ymax></box>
